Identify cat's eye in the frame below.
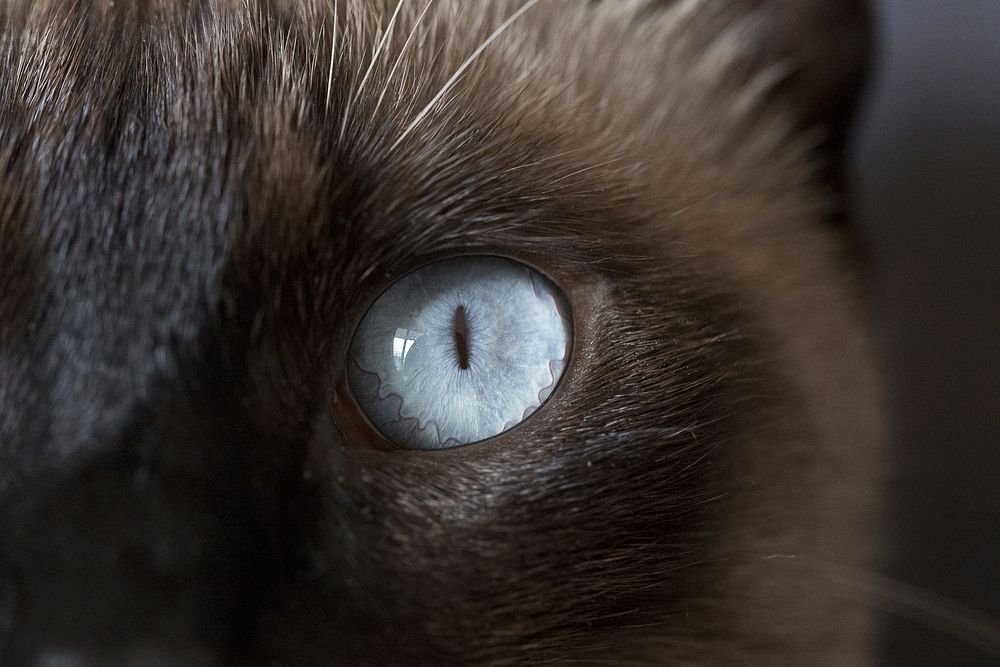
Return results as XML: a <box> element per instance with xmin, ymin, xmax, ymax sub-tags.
<box><xmin>346</xmin><ymin>256</ymin><xmax>573</xmax><ymax>450</ymax></box>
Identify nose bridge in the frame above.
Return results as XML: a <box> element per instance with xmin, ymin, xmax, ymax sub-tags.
<box><xmin>2</xmin><ymin>362</ymin><xmax>286</xmax><ymax>662</ymax></box>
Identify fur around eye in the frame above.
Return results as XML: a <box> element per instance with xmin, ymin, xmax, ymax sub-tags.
<box><xmin>0</xmin><ymin>0</ymin><xmax>885</xmax><ymax>661</ymax></box>
<box><xmin>346</xmin><ymin>256</ymin><xmax>572</xmax><ymax>449</ymax></box>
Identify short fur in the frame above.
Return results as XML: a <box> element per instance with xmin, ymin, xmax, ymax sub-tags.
<box><xmin>0</xmin><ymin>1</ymin><xmax>881</xmax><ymax>663</ymax></box>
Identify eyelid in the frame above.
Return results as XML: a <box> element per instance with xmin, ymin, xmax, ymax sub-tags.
<box><xmin>331</xmin><ymin>248</ymin><xmax>613</xmax><ymax>456</ymax></box>
<box><xmin>331</xmin><ymin>378</ymin><xmax>396</xmax><ymax>451</ymax></box>
<box><xmin>332</xmin><ymin>278</ymin><xmax>610</xmax><ymax>454</ymax></box>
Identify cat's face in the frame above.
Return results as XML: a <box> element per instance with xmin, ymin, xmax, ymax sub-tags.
<box><xmin>0</xmin><ymin>0</ymin><xmax>880</xmax><ymax>663</ymax></box>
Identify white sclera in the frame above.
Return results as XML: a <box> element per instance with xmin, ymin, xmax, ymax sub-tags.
<box><xmin>347</xmin><ymin>256</ymin><xmax>572</xmax><ymax>449</ymax></box>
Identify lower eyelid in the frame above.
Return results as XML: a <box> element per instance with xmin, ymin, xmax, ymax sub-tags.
<box><xmin>331</xmin><ymin>378</ymin><xmax>396</xmax><ymax>452</ymax></box>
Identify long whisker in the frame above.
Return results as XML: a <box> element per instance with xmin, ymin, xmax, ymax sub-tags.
<box><xmin>389</xmin><ymin>0</ymin><xmax>542</xmax><ymax>152</ymax></box>
<box><xmin>549</xmin><ymin>154</ymin><xmax>633</xmax><ymax>186</ymax></box>
<box><xmin>339</xmin><ymin>0</ymin><xmax>405</xmax><ymax>141</ymax></box>
<box><xmin>371</xmin><ymin>0</ymin><xmax>436</xmax><ymax>123</ymax></box>
<box><xmin>325</xmin><ymin>0</ymin><xmax>338</xmax><ymax>111</ymax></box>
<box><xmin>823</xmin><ymin>563</ymin><xmax>1000</xmax><ymax>657</ymax></box>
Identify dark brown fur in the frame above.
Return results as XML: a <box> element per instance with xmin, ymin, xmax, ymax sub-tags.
<box><xmin>0</xmin><ymin>1</ymin><xmax>880</xmax><ymax>663</ymax></box>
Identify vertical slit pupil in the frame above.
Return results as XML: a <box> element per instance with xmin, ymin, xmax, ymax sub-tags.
<box><xmin>453</xmin><ymin>305</ymin><xmax>471</xmax><ymax>370</ymax></box>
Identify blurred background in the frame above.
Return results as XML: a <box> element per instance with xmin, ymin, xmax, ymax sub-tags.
<box><xmin>853</xmin><ymin>0</ymin><xmax>1000</xmax><ymax>662</ymax></box>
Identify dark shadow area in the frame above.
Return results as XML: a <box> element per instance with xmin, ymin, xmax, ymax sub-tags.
<box><xmin>854</xmin><ymin>1</ymin><xmax>1000</xmax><ymax>662</ymax></box>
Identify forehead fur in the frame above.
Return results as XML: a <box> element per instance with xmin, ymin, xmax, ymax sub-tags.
<box><xmin>0</xmin><ymin>0</ymin><xmax>817</xmax><ymax>193</ymax></box>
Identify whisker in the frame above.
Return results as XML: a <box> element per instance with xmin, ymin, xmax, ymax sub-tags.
<box><xmin>325</xmin><ymin>0</ymin><xmax>338</xmax><ymax>111</ymax></box>
<box><xmin>498</xmin><ymin>146</ymin><xmax>597</xmax><ymax>175</ymax></box>
<box><xmin>823</xmin><ymin>563</ymin><xmax>1000</xmax><ymax>658</ymax></box>
<box><xmin>389</xmin><ymin>0</ymin><xmax>543</xmax><ymax>152</ymax></box>
<box><xmin>549</xmin><ymin>153</ymin><xmax>633</xmax><ymax>185</ymax></box>
<box><xmin>339</xmin><ymin>0</ymin><xmax>405</xmax><ymax>141</ymax></box>
<box><xmin>371</xmin><ymin>0</ymin><xmax>436</xmax><ymax>123</ymax></box>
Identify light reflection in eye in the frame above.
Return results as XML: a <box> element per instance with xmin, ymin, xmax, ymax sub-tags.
<box><xmin>347</xmin><ymin>256</ymin><xmax>573</xmax><ymax>450</ymax></box>
<box><xmin>392</xmin><ymin>328</ymin><xmax>422</xmax><ymax>371</ymax></box>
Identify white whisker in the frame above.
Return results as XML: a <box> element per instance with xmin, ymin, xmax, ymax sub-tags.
<box><xmin>549</xmin><ymin>154</ymin><xmax>631</xmax><ymax>185</ymax></box>
<box><xmin>339</xmin><ymin>0</ymin><xmax>406</xmax><ymax>141</ymax></box>
<box><xmin>389</xmin><ymin>0</ymin><xmax>542</xmax><ymax>152</ymax></box>
<box><xmin>371</xmin><ymin>0</ymin><xmax>436</xmax><ymax>123</ymax></box>
<box><xmin>326</xmin><ymin>0</ymin><xmax>338</xmax><ymax>111</ymax></box>
<box><xmin>823</xmin><ymin>563</ymin><xmax>1000</xmax><ymax>658</ymax></box>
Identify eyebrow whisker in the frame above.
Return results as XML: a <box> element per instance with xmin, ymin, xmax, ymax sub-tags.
<box><xmin>371</xmin><ymin>0</ymin><xmax>436</xmax><ymax>125</ymax></box>
<box><xmin>325</xmin><ymin>0</ymin><xmax>339</xmax><ymax>111</ymax></box>
<box><xmin>338</xmin><ymin>0</ymin><xmax>405</xmax><ymax>141</ymax></box>
<box><xmin>389</xmin><ymin>0</ymin><xmax>542</xmax><ymax>152</ymax></box>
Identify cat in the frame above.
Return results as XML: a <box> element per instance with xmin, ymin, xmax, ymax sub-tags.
<box><xmin>0</xmin><ymin>0</ymin><xmax>882</xmax><ymax>663</ymax></box>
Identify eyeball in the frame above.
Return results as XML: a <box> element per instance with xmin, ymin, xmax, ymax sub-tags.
<box><xmin>346</xmin><ymin>256</ymin><xmax>573</xmax><ymax>450</ymax></box>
